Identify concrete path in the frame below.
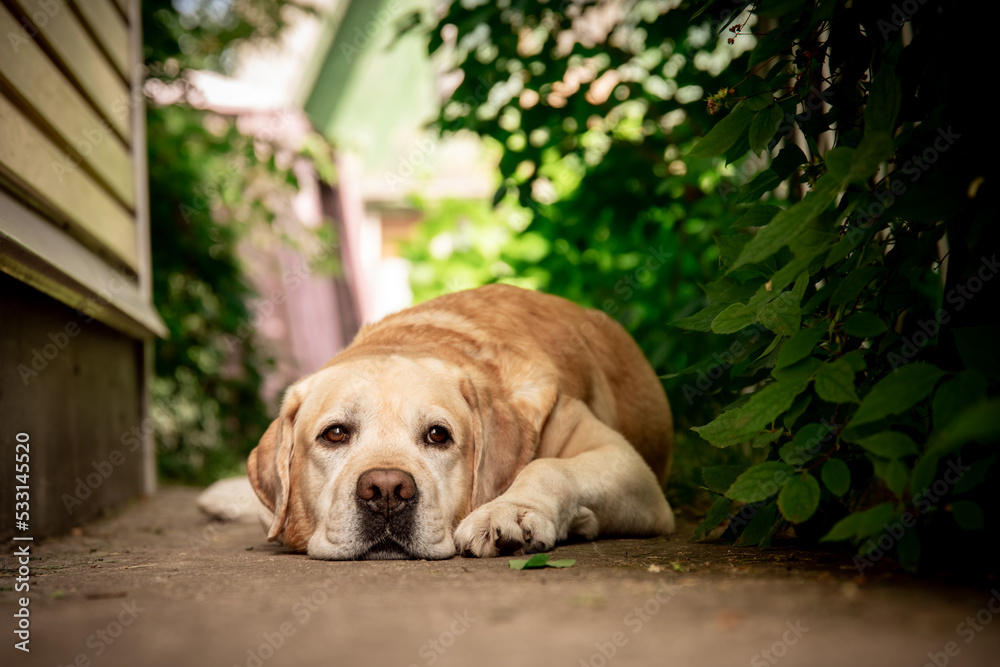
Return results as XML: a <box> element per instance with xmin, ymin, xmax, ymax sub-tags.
<box><xmin>2</xmin><ymin>487</ymin><xmax>998</xmax><ymax>667</ymax></box>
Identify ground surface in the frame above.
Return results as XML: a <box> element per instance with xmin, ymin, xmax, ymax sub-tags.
<box><xmin>2</xmin><ymin>487</ymin><xmax>999</xmax><ymax>667</ymax></box>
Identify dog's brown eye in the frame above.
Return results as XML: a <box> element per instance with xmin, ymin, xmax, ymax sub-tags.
<box><xmin>426</xmin><ymin>426</ymin><xmax>451</xmax><ymax>445</ymax></box>
<box><xmin>322</xmin><ymin>426</ymin><xmax>348</xmax><ymax>444</ymax></box>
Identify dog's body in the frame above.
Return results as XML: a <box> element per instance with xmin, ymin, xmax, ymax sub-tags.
<box><xmin>248</xmin><ymin>284</ymin><xmax>674</xmax><ymax>559</ymax></box>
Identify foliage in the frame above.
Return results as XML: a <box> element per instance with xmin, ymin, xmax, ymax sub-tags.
<box><xmin>144</xmin><ymin>1</ymin><xmax>324</xmax><ymax>483</ymax></box>
<box><xmin>509</xmin><ymin>554</ymin><xmax>576</xmax><ymax>570</ymax></box>
<box><xmin>401</xmin><ymin>195</ymin><xmax>545</xmax><ymax>302</ymax></box>
<box><xmin>147</xmin><ymin>105</ymin><xmax>281</xmax><ymax>483</ymax></box>
<box><xmin>675</xmin><ymin>0</ymin><xmax>996</xmax><ymax>575</ymax></box>
<box><xmin>427</xmin><ymin>0</ymin><xmax>996</xmax><ymax>573</ymax></box>
<box><xmin>143</xmin><ymin>0</ymin><xmax>307</xmax><ymax>76</ymax></box>
<box><xmin>422</xmin><ymin>0</ymin><xmax>759</xmax><ymax>507</ymax></box>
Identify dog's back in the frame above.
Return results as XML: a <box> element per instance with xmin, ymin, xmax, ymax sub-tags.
<box><xmin>338</xmin><ymin>284</ymin><xmax>672</xmax><ymax>482</ymax></box>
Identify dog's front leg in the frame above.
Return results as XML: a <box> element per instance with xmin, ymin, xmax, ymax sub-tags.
<box><xmin>454</xmin><ymin>399</ymin><xmax>674</xmax><ymax>557</ymax></box>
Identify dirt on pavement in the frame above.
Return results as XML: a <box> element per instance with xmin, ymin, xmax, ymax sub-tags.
<box><xmin>2</xmin><ymin>486</ymin><xmax>999</xmax><ymax>667</ymax></box>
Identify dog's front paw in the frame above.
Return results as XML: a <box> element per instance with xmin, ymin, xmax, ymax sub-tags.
<box><xmin>454</xmin><ymin>501</ymin><xmax>558</xmax><ymax>558</ymax></box>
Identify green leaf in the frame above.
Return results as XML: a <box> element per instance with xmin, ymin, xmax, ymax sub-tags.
<box><xmin>951</xmin><ymin>501</ymin><xmax>984</xmax><ymax>531</ymax></box>
<box><xmin>710</xmin><ymin>302</ymin><xmax>757</xmax><ymax>334</ymax></box>
<box><xmin>752</xmin><ymin>430</ymin><xmax>783</xmax><ymax>448</ymax></box>
<box><xmin>791</xmin><ymin>271</ymin><xmax>810</xmax><ymax>302</ymax></box>
<box><xmin>716</xmin><ymin>233</ymin><xmax>751</xmax><ymax>269</ymax></box>
<box><xmin>842</xmin><ymin>312</ymin><xmax>887</xmax><ymax>338</ymax></box>
<box><xmin>870</xmin><ymin>454</ymin><xmax>910</xmax><ymax>497</ymax></box>
<box><xmin>672</xmin><ymin>303</ymin><xmax>729</xmax><ymax>332</ymax></box>
<box><xmin>953</xmin><ymin>455</ymin><xmax>996</xmax><ymax>494</ymax></box>
<box><xmin>780</xmin><ymin>422</ymin><xmax>836</xmax><ymax>466</ymax></box>
<box><xmin>821</xmin><ymin>459</ymin><xmax>851</xmax><ymax>496</ymax></box>
<box><xmin>856</xmin><ymin>503</ymin><xmax>897</xmax><ymax>540</ymax></box>
<box><xmin>932</xmin><ymin>371</ymin><xmax>987</xmax><ymax>431</ymax></box>
<box><xmin>910</xmin><ymin>453</ymin><xmax>941</xmax><ymax>499</ymax></box>
<box><xmin>822</xmin><ymin>512</ymin><xmax>863</xmax><ymax>542</ymax></box>
<box><xmin>736</xmin><ymin>170</ymin><xmax>781</xmax><ymax>205</ymax></box>
<box><xmin>757</xmin><ymin>291</ymin><xmax>801</xmax><ymax>337</ymax></box>
<box><xmin>856</xmin><ymin>431</ymin><xmax>918</xmax><ymax>458</ymax></box>
<box><xmin>864</xmin><ymin>66</ymin><xmax>902</xmax><ymax>134</ymax></box>
<box><xmin>778</xmin><ymin>473</ymin><xmax>821</xmax><ymax>523</ymax></box>
<box><xmin>692</xmin><ymin>495</ymin><xmax>731</xmax><ymax>541</ymax></box>
<box><xmin>688</xmin><ymin>101</ymin><xmax>755</xmax><ymax>158</ymax></box>
<box><xmin>841</xmin><ymin>350</ymin><xmax>867</xmax><ymax>372</ymax></box>
<box><xmin>771</xmin><ymin>356</ymin><xmax>823</xmax><ymax>384</ymax></box>
<box><xmin>509</xmin><ymin>554</ymin><xmax>545</xmax><ymax>570</ymax></box>
<box><xmin>814</xmin><ymin>357</ymin><xmax>859</xmax><ymax>404</ymax></box>
<box><xmin>749</xmin><ymin>105</ymin><xmax>784</xmax><ymax>156</ymax></box>
<box><xmin>508</xmin><ymin>554</ymin><xmax>575</xmax><ymax>570</ymax></box>
<box><xmin>749</xmin><ymin>32</ymin><xmax>789</xmax><ymax>67</ymax></box>
<box><xmin>702</xmin><ymin>466</ymin><xmax>746</xmax><ymax>494</ymax></box>
<box><xmin>846</xmin><ymin>132</ymin><xmax>895</xmax><ymax>184</ymax></box>
<box><xmin>776</xmin><ymin>327</ymin><xmax>826</xmax><ymax>369</ymax></box>
<box><xmin>734</xmin><ymin>203</ymin><xmax>781</xmax><ymax>229</ymax></box>
<box><xmin>783</xmin><ymin>393</ymin><xmax>812</xmax><ymax>431</ymax></box>
<box><xmin>731</xmin><ymin>175</ymin><xmax>841</xmax><ymax>269</ymax></box>
<box><xmin>745</xmin><ymin>245</ymin><xmax>829</xmax><ymax>314</ymax></box>
<box><xmin>735</xmin><ymin>501</ymin><xmax>780</xmax><ymax>547</ymax></box>
<box><xmin>883</xmin><ymin>458</ymin><xmax>910</xmax><ymax>498</ymax></box>
<box><xmin>824</xmin><ymin>147</ymin><xmax>854</xmax><ymax>181</ymax></box>
<box><xmin>771</xmin><ymin>143</ymin><xmax>807</xmax><ymax>179</ymax></box>
<box><xmin>725</xmin><ymin>461</ymin><xmax>795</xmax><ymax>502</ymax></box>
<box><xmin>927</xmin><ymin>398</ymin><xmax>1000</xmax><ymax>456</ymax></box>
<box><xmin>739</xmin><ymin>75</ymin><xmax>774</xmax><ymax>111</ymax></box>
<box><xmin>702</xmin><ymin>276</ymin><xmax>764</xmax><ymax>303</ymax></box>
<box><xmin>693</xmin><ymin>378</ymin><xmax>810</xmax><ymax>447</ymax></box>
<box><xmin>830</xmin><ymin>267</ymin><xmax>882</xmax><ymax>307</ymax></box>
<box><xmin>849</xmin><ymin>363</ymin><xmax>946</xmax><ymax>428</ymax></box>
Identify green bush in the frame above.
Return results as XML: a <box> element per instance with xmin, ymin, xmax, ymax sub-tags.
<box><xmin>143</xmin><ymin>0</ymin><xmax>330</xmax><ymax>483</ymax></box>
<box><xmin>677</xmin><ymin>0</ymin><xmax>997</xmax><ymax>574</ymax></box>
<box><xmin>426</xmin><ymin>0</ymin><xmax>997</xmax><ymax>573</ymax></box>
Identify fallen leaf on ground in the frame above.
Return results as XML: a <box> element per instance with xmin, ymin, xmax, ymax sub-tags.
<box><xmin>509</xmin><ymin>554</ymin><xmax>576</xmax><ymax>570</ymax></box>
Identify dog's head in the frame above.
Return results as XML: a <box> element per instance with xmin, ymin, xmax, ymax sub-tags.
<box><xmin>248</xmin><ymin>353</ymin><xmax>549</xmax><ymax>559</ymax></box>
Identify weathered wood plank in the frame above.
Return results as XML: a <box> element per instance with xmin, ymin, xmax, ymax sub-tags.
<box><xmin>7</xmin><ymin>0</ymin><xmax>131</xmax><ymax>142</ymax></box>
<box><xmin>0</xmin><ymin>94</ymin><xmax>137</xmax><ymax>270</ymax></box>
<box><xmin>0</xmin><ymin>190</ymin><xmax>167</xmax><ymax>340</ymax></box>
<box><xmin>127</xmin><ymin>0</ymin><xmax>152</xmax><ymax>300</ymax></box>
<box><xmin>0</xmin><ymin>271</ymin><xmax>145</xmax><ymax>541</ymax></box>
<box><xmin>114</xmin><ymin>0</ymin><xmax>129</xmax><ymax>22</ymax></box>
<box><xmin>0</xmin><ymin>6</ymin><xmax>134</xmax><ymax>209</ymax></box>
<box><xmin>72</xmin><ymin>0</ymin><xmax>130</xmax><ymax>80</ymax></box>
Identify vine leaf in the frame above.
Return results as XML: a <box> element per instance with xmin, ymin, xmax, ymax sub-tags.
<box><xmin>848</xmin><ymin>363</ymin><xmax>945</xmax><ymax>428</ymax></box>
<box><xmin>778</xmin><ymin>473</ymin><xmax>821</xmax><ymax>524</ymax></box>
<box><xmin>821</xmin><ymin>459</ymin><xmax>851</xmax><ymax>497</ymax></box>
<box><xmin>864</xmin><ymin>66</ymin><xmax>902</xmax><ymax>134</ymax></box>
<box><xmin>688</xmin><ymin>101</ymin><xmax>755</xmax><ymax>158</ymax></box>
<box><xmin>693</xmin><ymin>379</ymin><xmax>810</xmax><ymax>447</ymax></box>
<box><xmin>726</xmin><ymin>461</ymin><xmax>795</xmax><ymax>503</ymax></box>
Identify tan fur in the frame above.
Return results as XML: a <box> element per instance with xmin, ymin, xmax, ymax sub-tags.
<box><xmin>248</xmin><ymin>284</ymin><xmax>674</xmax><ymax>559</ymax></box>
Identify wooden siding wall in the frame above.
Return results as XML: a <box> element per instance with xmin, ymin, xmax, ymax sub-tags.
<box><xmin>0</xmin><ymin>272</ymin><xmax>145</xmax><ymax>541</ymax></box>
<box><xmin>0</xmin><ymin>0</ymin><xmax>163</xmax><ymax>338</ymax></box>
<box><xmin>0</xmin><ymin>0</ymin><xmax>161</xmax><ymax>540</ymax></box>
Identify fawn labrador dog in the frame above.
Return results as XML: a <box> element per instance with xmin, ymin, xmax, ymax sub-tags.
<box><xmin>248</xmin><ymin>284</ymin><xmax>674</xmax><ymax>559</ymax></box>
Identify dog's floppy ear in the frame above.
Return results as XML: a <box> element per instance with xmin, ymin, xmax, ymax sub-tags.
<box><xmin>463</xmin><ymin>370</ymin><xmax>557</xmax><ymax>508</ymax></box>
<box><xmin>248</xmin><ymin>379</ymin><xmax>309</xmax><ymax>542</ymax></box>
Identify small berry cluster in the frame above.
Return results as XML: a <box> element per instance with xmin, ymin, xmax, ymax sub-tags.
<box><xmin>727</xmin><ymin>23</ymin><xmax>743</xmax><ymax>45</ymax></box>
<box><xmin>706</xmin><ymin>87</ymin><xmax>736</xmax><ymax>115</ymax></box>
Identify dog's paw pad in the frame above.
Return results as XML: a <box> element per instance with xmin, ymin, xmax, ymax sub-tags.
<box><xmin>454</xmin><ymin>501</ymin><xmax>556</xmax><ymax>558</ymax></box>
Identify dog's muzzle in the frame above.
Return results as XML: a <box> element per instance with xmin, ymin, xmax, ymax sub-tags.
<box><xmin>355</xmin><ymin>468</ymin><xmax>419</xmax><ymax>559</ymax></box>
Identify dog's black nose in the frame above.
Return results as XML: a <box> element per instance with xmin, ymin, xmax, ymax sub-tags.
<box><xmin>356</xmin><ymin>468</ymin><xmax>417</xmax><ymax>514</ymax></box>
